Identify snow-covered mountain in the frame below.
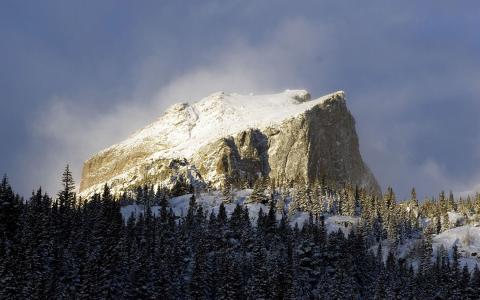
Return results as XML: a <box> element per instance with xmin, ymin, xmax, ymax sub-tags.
<box><xmin>79</xmin><ymin>89</ymin><xmax>379</xmax><ymax>197</ymax></box>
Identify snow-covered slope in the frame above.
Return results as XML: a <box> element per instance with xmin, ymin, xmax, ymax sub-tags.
<box><xmin>98</xmin><ymin>90</ymin><xmax>333</xmax><ymax>160</ymax></box>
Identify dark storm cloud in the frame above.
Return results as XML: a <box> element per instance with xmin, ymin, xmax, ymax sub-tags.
<box><xmin>1</xmin><ymin>0</ymin><xmax>479</xmax><ymax>199</ymax></box>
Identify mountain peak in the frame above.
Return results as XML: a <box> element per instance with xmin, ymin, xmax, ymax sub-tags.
<box><xmin>79</xmin><ymin>89</ymin><xmax>378</xmax><ymax>197</ymax></box>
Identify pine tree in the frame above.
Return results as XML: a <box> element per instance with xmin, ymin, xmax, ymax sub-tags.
<box><xmin>186</xmin><ymin>194</ymin><xmax>197</xmax><ymax>230</ymax></box>
<box><xmin>0</xmin><ymin>241</ymin><xmax>20</xmax><ymax>299</ymax></box>
<box><xmin>419</xmin><ymin>237</ymin><xmax>432</xmax><ymax>276</ymax></box>
<box><xmin>221</xmin><ymin>180</ymin><xmax>234</xmax><ymax>204</ymax></box>
<box><xmin>189</xmin><ymin>238</ymin><xmax>208</xmax><ymax>299</ymax></box>
<box><xmin>295</xmin><ymin>237</ymin><xmax>320</xmax><ymax>298</ymax></box>
<box><xmin>264</xmin><ymin>201</ymin><xmax>277</xmax><ymax>241</ymax></box>
<box><xmin>448</xmin><ymin>190</ymin><xmax>457</xmax><ymax>212</ymax></box>
<box><xmin>471</xmin><ymin>264</ymin><xmax>480</xmax><ymax>295</ymax></box>
<box><xmin>460</xmin><ymin>264</ymin><xmax>471</xmax><ymax>296</ymax></box>
<box><xmin>373</xmin><ymin>268</ymin><xmax>387</xmax><ymax>300</ymax></box>
<box><xmin>448</xmin><ymin>243</ymin><xmax>462</xmax><ymax>299</ymax></box>
<box><xmin>410</xmin><ymin>187</ymin><xmax>420</xmax><ymax>229</ymax></box>
<box><xmin>354</xmin><ymin>185</ymin><xmax>362</xmax><ymax>217</ymax></box>
<box><xmin>248</xmin><ymin>177</ymin><xmax>269</xmax><ymax>204</ymax></box>
<box><xmin>435</xmin><ymin>212</ymin><xmax>442</xmax><ymax>234</ymax></box>
<box><xmin>57</xmin><ymin>165</ymin><xmax>76</xmax><ymax>209</ymax></box>
<box><xmin>248</xmin><ymin>238</ymin><xmax>269</xmax><ymax>299</ymax></box>
<box><xmin>442</xmin><ymin>209</ymin><xmax>450</xmax><ymax>231</ymax></box>
<box><xmin>0</xmin><ymin>175</ymin><xmax>21</xmax><ymax>243</ymax></box>
<box><xmin>475</xmin><ymin>193</ymin><xmax>480</xmax><ymax>215</ymax></box>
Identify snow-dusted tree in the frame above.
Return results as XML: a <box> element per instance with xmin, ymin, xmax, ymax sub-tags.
<box><xmin>248</xmin><ymin>239</ymin><xmax>269</xmax><ymax>299</ymax></box>
<box><xmin>189</xmin><ymin>235</ymin><xmax>208</xmax><ymax>299</ymax></box>
<box><xmin>442</xmin><ymin>209</ymin><xmax>451</xmax><ymax>231</ymax></box>
<box><xmin>448</xmin><ymin>190</ymin><xmax>457</xmax><ymax>212</ymax></box>
<box><xmin>247</xmin><ymin>176</ymin><xmax>269</xmax><ymax>204</ymax></box>
<box><xmin>221</xmin><ymin>180</ymin><xmax>233</xmax><ymax>204</ymax></box>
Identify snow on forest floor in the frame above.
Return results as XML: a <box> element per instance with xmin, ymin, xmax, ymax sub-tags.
<box><xmin>120</xmin><ymin>190</ymin><xmax>358</xmax><ymax>235</ymax></box>
<box><xmin>432</xmin><ymin>225</ymin><xmax>480</xmax><ymax>269</ymax></box>
<box><xmin>372</xmin><ymin>225</ymin><xmax>480</xmax><ymax>270</ymax></box>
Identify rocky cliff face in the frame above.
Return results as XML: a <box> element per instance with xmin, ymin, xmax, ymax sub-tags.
<box><xmin>79</xmin><ymin>90</ymin><xmax>380</xmax><ymax>197</ymax></box>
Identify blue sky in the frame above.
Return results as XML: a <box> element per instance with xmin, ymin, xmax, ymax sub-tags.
<box><xmin>1</xmin><ymin>1</ymin><xmax>479</xmax><ymax>199</ymax></box>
